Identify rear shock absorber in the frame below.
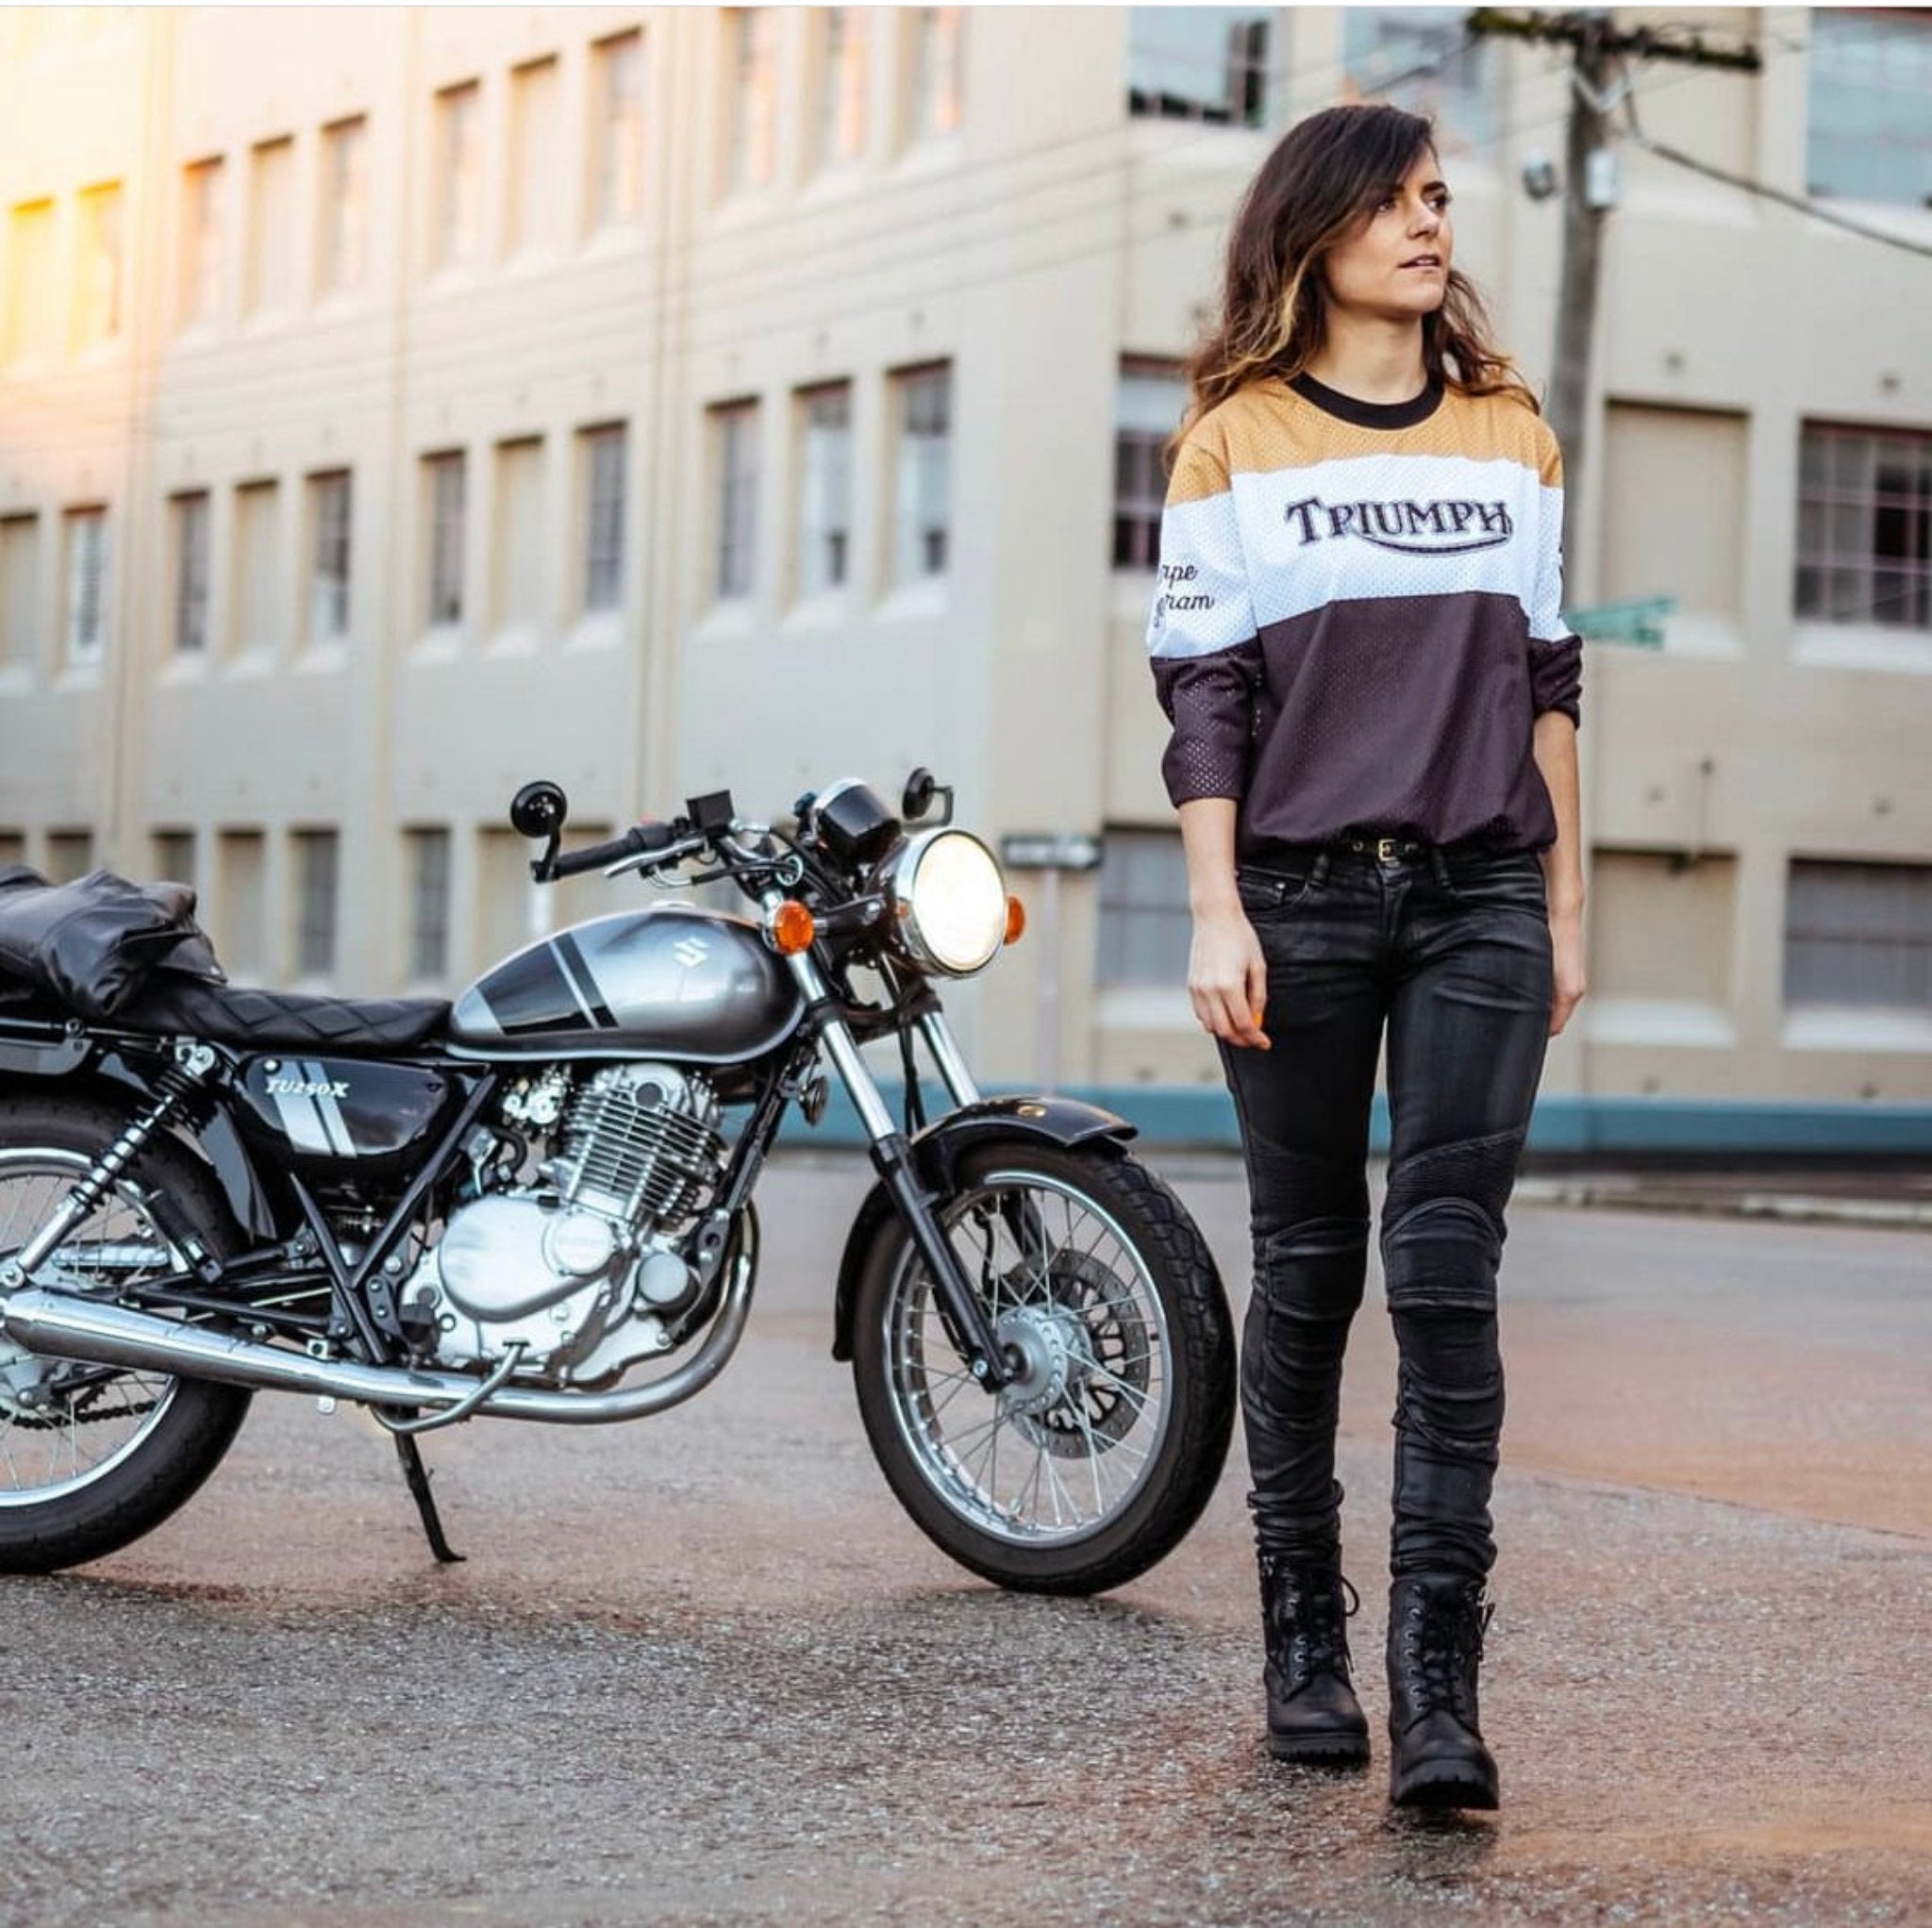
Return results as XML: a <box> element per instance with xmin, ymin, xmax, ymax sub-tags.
<box><xmin>1</xmin><ymin>1040</ymin><xmax>218</xmax><ymax>1289</ymax></box>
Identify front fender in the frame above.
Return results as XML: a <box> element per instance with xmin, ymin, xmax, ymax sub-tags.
<box><xmin>829</xmin><ymin>1096</ymin><xmax>1136</xmax><ymax>1362</ymax></box>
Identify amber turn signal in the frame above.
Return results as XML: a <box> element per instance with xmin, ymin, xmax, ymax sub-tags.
<box><xmin>769</xmin><ymin>900</ymin><xmax>816</xmax><ymax>956</ymax></box>
<box><xmin>1004</xmin><ymin>894</ymin><xmax>1026</xmax><ymax>945</ymax></box>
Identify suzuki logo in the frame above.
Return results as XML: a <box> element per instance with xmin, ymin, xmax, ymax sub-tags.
<box><xmin>673</xmin><ymin>937</ymin><xmax>708</xmax><ymax>969</ymax></box>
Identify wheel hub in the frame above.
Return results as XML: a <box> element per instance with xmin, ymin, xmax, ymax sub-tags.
<box><xmin>993</xmin><ymin>1305</ymin><xmax>1082</xmax><ymax>1419</ymax></box>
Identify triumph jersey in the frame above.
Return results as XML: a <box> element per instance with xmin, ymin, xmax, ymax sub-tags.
<box><xmin>1146</xmin><ymin>371</ymin><xmax>1583</xmax><ymax>856</ymax></box>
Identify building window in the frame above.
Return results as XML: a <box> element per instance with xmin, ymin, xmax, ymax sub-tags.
<box><xmin>245</xmin><ymin>136</ymin><xmax>296</xmax><ymax>315</ymax></box>
<box><xmin>152</xmin><ymin>830</ymin><xmax>196</xmax><ymax>889</ymax></box>
<box><xmin>507</xmin><ymin>56</ymin><xmax>560</xmax><ymax>257</ymax></box>
<box><xmin>293</xmin><ymin>829</ymin><xmax>340</xmax><ymax>979</ymax></box>
<box><xmin>712</xmin><ymin>400</ymin><xmax>759</xmax><ymax>600</ymax></box>
<box><xmin>818</xmin><ymin>9</ymin><xmax>869</xmax><ymax>169</ymax></box>
<box><xmin>1097</xmin><ymin>830</ymin><xmax>1191</xmax><ymax>988</ymax></box>
<box><xmin>1127</xmin><ymin>8</ymin><xmax>1271</xmax><ymax>128</ymax></box>
<box><xmin>1786</xmin><ymin>860</ymin><xmax>1932</xmax><ymax>1007</ymax></box>
<box><xmin>797</xmin><ymin>382</ymin><xmax>852</xmax><ymax>596</ymax></box>
<box><xmin>231</xmin><ymin>480</ymin><xmax>280</xmax><ymax>654</ymax></box>
<box><xmin>63</xmin><ymin>507</ymin><xmax>108</xmax><ymax>668</ymax></box>
<box><xmin>726</xmin><ymin>9</ymin><xmax>778</xmax><ymax>194</ymax></box>
<box><xmin>172</xmin><ymin>490</ymin><xmax>211</xmax><ymax>654</ymax></box>
<box><xmin>74</xmin><ymin>182</ymin><xmax>124</xmax><ymax>349</ymax></box>
<box><xmin>216</xmin><ymin>828</ymin><xmax>267</xmax><ymax>977</ymax></box>
<box><xmin>1114</xmin><ymin>361</ymin><xmax>1187</xmax><ymax>570</ymax></box>
<box><xmin>1341</xmin><ymin>8</ymin><xmax>1498</xmax><ymax>150</ymax></box>
<box><xmin>910</xmin><ymin>8</ymin><xmax>964</xmax><ymax>141</ymax></box>
<box><xmin>425</xmin><ymin>451</ymin><xmax>466</xmax><ymax>626</ymax></box>
<box><xmin>1</xmin><ymin>513</ymin><xmax>40</xmax><ymax>672</ymax></box>
<box><xmin>1795</xmin><ymin>423</ymin><xmax>1932</xmax><ymax>631</ymax></box>
<box><xmin>45</xmin><ymin>832</ymin><xmax>93</xmax><ymax>885</ymax></box>
<box><xmin>434</xmin><ymin>81</ymin><xmax>483</xmax><ymax>270</ymax></box>
<box><xmin>581</xmin><ymin>424</ymin><xmax>627</xmax><ymax>613</ymax></box>
<box><xmin>1807</xmin><ymin>9</ymin><xmax>1932</xmax><ymax>207</ymax></box>
<box><xmin>318</xmin><ymin>116</ymin><xmax>368</xmax><ymax>296</ymax></box>
<box><xmin>179</xmin><ymin>158</ymin><xmax>224</xmax><ymax>327</ymax></box>
<box><xmin>493</xmin><ymin>438</ymin><xmax>545</xmax><ymax>629</ymax></box>
<box><xmin>891</xmin><ymin>363</ymin><xmax>952</xmax><ymax>583</ymax></box>
<box><xmin>591</xmin><ymin>29</ymin><xmax>645</xmax><ymax>227</ymax></box>
<box><xmin>308</xmin><ymin>471</ymin><xmax>352</xmax><ymax>643</ymax></box>
<box><xmin>406</xmin><ymin>827</ymin><xmax>452</xmax><ymax>980</ymax></box>
<box><xmin>6</xmin><ymin>199</ymin><xmax>57</xmax><ymax>362</ymax></box>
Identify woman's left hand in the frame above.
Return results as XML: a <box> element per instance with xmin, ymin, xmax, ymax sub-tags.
<box><xmin>1547</xmin><ymin>902</ymin><xmax>1587</xmax><ymax>1038</ymax></box>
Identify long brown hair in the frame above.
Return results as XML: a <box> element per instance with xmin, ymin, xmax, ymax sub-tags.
<box><xmin>1165</xmin><ymin>104</ymin><xmax>1536</xmax><ymax>474</ymax></box>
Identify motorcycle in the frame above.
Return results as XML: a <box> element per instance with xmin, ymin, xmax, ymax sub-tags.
<box><xmin>0</xmin><ymin>772</ymin><xmax>1235</xmax><ymax>1591</ymax></box>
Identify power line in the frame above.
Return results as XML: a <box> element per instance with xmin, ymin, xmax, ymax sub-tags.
<box><xmin>1618</xmin><ymin>129</ymin><xmax>1932</xmax><ymax>265</ymax></box>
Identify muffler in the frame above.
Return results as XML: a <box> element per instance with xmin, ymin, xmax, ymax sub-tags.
<box><xmin>0</xmin><ymin>1236</ymin><xmax>756</xmax><ymax>1426</ymax></box>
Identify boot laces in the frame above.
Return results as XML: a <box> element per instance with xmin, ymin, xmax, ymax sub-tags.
<box><xmin>1404</xmin><ymin>1585</ymin><xmax>1491</xmax><ymax>1720</ymax></box>
<box><xmin>1262</xmin><ymin>1563</ymin><xmax>1359</xmax><ymax>1690</ymax></box>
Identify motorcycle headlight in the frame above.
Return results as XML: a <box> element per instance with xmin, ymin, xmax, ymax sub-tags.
<box><xmin>882</xmin><ymin>830</ymin><xmax>1008</xmax><ymax>976</ymax></box>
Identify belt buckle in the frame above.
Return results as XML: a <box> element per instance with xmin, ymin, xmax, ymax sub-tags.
<box><xmin>1375</xmin><ymin>836</ymin><xmax>1399</xmax><ymax>863</ymax></box>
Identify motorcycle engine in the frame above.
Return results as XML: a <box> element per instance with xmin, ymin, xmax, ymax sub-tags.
<box><xmin>404</xmin><ymin>1064</ymin><xmax>726</xmax><ymax>1383</ymax></box>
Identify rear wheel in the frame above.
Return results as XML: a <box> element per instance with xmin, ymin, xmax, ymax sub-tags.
<box><xmin>0</xmin><ymin>1093</ymin><xmax>252</xmax><ymax>1573</ymax></box>
<box><xmin>851</xmin><ymin>1142</ymin><xmax>1235</xmax><ymax>1594</ymax></box>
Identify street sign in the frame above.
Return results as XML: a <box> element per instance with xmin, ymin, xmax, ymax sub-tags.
<box><xmin>999</xmin><ymin>833</ymin><xmax>1103</xmax><ymax>872</ymax></box>
<box><xmin>1568</xmin><ymin>596</ymin><xmax>1675</xmax><ymax>647</ymax></box>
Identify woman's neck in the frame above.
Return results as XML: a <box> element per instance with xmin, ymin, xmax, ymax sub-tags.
<box><xmin>1302</xmin><ymin>316</ymin><xmax>1429</xmax><ymax>404</ymax></box>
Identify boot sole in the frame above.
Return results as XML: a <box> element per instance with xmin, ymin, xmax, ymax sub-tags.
<box><xmin>1268</xmin><ymin>1729</ymin><xmax>1371</xmax><ymax>1768</ymax></box>
<box><xmin>1390</xmin><ymin>1758</ymin><xmax>1499</xmax><ymax>1811</ymax></box>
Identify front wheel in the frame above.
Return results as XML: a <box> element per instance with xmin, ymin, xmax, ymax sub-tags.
<box><xmin>851</xmin><ymin>1142</ymin><xmax>1235</xmax><ymax>1594</ymax></box>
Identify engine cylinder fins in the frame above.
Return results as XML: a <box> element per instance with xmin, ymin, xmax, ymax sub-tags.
<box><xmin>552</xmin><ymin>1063</ymin><xmax>725</xmax><ymax>1229</ymax></box>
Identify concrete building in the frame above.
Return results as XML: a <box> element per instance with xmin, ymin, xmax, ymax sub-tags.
<box><xmin>2</xmin><ymin>5</ymin><xmax>1929</xmax><ymax>1147</ymax></box>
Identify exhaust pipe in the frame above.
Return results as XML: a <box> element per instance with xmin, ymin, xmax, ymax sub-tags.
<box><xmin>1</xmin><ymin>1236</ymin><xmax>757</xmax><ymax>1427</ymax></box>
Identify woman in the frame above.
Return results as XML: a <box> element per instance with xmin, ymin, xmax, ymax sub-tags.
<box><xmin>1146</xmin><ymin>104</ymin><xmax>1586</xmax><ymax>1812</ymax></box>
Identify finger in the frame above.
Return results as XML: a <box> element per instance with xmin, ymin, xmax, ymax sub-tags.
<box><xmin>1217</xmin><ymin>986</ymin><xmax>1270</xmax><ymax>1051</ymax></box>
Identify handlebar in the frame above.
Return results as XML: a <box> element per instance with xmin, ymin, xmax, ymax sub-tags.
<box><xmin>543</xmin><ymin>819</ymin><xmax>677</xmax><ymax>881</ymax></box>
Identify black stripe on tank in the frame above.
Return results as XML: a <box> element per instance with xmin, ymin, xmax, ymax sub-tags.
<box><xmin>554</xmin><ymin>932</ymin><xmax>618</xmax><ymax>1029</ymax></box>
<box><xmin>477</xmin><ymin>947</ymin><xmax>595</xmax><ymax>1036</ymax></box>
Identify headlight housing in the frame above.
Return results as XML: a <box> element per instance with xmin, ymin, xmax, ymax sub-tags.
<box><xmin>880</xmin><ymin>830</ymin><xmax>1008</xmax><ymax>976</ymax></box>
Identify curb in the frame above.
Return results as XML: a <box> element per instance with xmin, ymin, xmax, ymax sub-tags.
<box><xmin>1511</xmin><ymin>1179</ymin><xmax>1932</xmax><ymax>1230</ymax></box>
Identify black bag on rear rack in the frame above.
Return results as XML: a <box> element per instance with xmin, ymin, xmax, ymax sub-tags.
<box><xmin>0</xmin><ymin>866</ymin><xmax>225</xmax><ymax>1022</ymax></box>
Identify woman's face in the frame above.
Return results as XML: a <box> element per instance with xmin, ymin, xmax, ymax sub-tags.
<box><xmin>1319</xmin><ymin>150</ymin><xmax>1454</xmax><ymax>324</ymax></box>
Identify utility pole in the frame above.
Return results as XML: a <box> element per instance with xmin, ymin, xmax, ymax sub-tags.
<box><xmin>1465</xmin><ymin>10</ymin><xmax>1760</xmax><ymax>573</ymax></box>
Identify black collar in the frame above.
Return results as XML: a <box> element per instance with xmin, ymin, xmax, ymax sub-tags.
<box><xmin>1286</xmin><ymin>369</ymin><xmax>1445</xmax><ymax>430</ymax></box>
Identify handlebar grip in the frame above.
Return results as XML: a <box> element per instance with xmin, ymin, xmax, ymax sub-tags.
<box><xmin>547</xmin><ymin>820</ymin><xmax>675</xmax><ymax>879</ymax></box>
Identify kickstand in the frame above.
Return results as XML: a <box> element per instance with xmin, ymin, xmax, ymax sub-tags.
<box><xmin>392</xmin><ymin>1430</ymin><xmax>465</xmax><ymax>1565</ymax></box>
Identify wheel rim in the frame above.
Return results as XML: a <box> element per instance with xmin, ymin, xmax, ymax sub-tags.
<box><xmin>0</xmin><ymin>1151</ymin><xmax>183</xmax><ymax>1506</ymax></box>
<box><xmin>880</xmin><ymin>1168</ymin><xmax>1174</xmax><ymax>1547</ymax></box>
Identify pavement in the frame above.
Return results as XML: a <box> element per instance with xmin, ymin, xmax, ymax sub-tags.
<box><xmin>1</xmin><ymin>1154</ymin><xmax>1928</xmax><ymax>1926</ymax></box>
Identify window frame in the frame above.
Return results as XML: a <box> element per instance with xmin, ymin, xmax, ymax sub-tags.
<box><xmin>580</xmin><ymin>423</ymin><xmax>628</xmax><ymax>615</ymax></box>
<box><xmin>308</xmin><ymin>469</ymin><xmax>353</xmax><ymax>646</ymax></box>
<box><xmin>62</xmin><ymin>505</ymin><xmax>109</xmax><ymax>669</ymax></box>
<box><xmin>889</xmin><ymin>361</ymin><xmax>953</xmax><ymax>586</ymax></box>
<box><xmin>424</xmin><ymin>450</ymin><xmax>467</xmax><ymax>629</ymax></box>
<box><xmin>795</xmin><ymin>380</ymin><xmax>853</xmax><ymax>598</ymax></box>
<box><xmin>172</xmin><ymin>490</ymin><xmax>211</xmax><ymax>655</ymax></box>
<box><xmin>1794</xmin><ymin>420</ymin><xmax>1932</xmax><ymax>634</ymax></box>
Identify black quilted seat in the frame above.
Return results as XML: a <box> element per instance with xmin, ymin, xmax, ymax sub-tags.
<box><xmin>113</xmin><ymin>975</ymin><xmax>451</xmax><ymax>1053</ymax></box>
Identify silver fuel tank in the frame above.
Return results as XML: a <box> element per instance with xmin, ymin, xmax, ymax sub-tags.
<box><xmin>447</xmin><ymin>908</ymin><xmax>806</xmax><ymax>1063</ymax></box>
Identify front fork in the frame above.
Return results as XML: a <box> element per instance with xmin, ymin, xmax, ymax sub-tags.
<box><xmin>775</xmin><ymin>933</ymin><xmax>1014</xmax><ymax>1392</ymax></box>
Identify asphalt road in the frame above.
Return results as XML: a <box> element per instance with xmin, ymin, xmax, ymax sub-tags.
<box><xmin>3</xmin><ymin>1153</ymin><xmax>1928</xmax><ymax>1927</ymax></box>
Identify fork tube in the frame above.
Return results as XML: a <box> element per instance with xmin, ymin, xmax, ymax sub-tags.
<box><xmin>917</xmin><ymin>1011</ymin><xmax>982</xmax><ymax>1109</ymax></box>
<box><xmin>782</xmin><ymin>943</ymin><xmax>1011</xmax><ymax>1390</ymax></box>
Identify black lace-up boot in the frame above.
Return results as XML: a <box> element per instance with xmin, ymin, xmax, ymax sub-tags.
<box><xmin>1258</xmin><ymin>1554</ymin><xmax>1370</xmax><ymax>1766</ymax></box>
<box><xmin>1386</xmin><ymin>1572</ymin><xmax>1499</xmax><ymax>1809</ymax></box>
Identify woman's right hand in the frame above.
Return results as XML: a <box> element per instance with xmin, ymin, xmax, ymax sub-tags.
<box><xmin>1189</xmin><ymin>902</ymin><xmax>1271</xmax><ymax>1050</ymax></box>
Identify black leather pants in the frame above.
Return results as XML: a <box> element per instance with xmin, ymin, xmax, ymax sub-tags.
<box><xmin>1218</xmin><ymin>836</ymin><xmax>1555</xmax><ymax>1581</ymax></box>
